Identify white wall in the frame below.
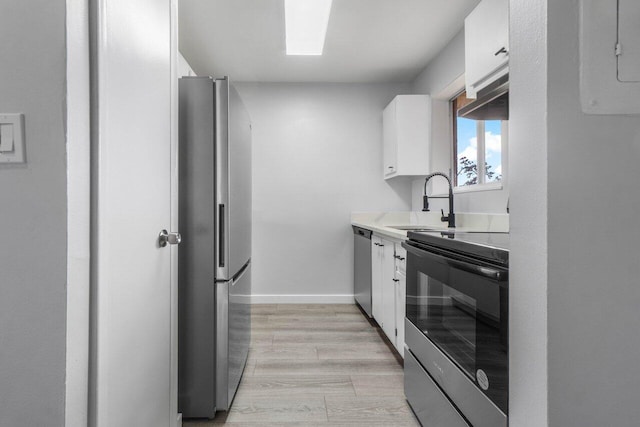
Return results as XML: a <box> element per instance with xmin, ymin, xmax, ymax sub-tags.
<box><xmin>410</xmin><ymin>29</ymin><xmax>510</xmax><ymax>214</ymax></box>
<box><xmin>0</xmin><ymin>1</ymin><xmax>67</xmax><ymax>425</ymax></box>
<box><xmin>544</xmin><ymin>2</ymin><xmax>640</xmax><ymax>426</ymax></box>
<box><xmin>510</xmin><ymin>1</ymin><xmax>640</xmax><ymax>425</ymax></box>
<box><xmin>235</xmin><ymin>83</ymin><xmax>412</xmax><ymax>302</ymax></box>
<box><xmin>65</xmin><ymin>0</ymin><xmax>91</xmax><ymax>425</ymax></box>
<box><xmin>178</xmin><ymin>52</ymin><xmax>196</xmax><ymax>77</ymax></box>
<box><xmin>508</xmin><ymin>0</ymin><xmax>548</xmax><ymax>425</ymax></box>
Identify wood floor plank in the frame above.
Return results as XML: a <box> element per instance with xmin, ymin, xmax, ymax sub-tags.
<box><xmin>277</xmin><ymin>304</ymin><xmax>340</xmax><ymax>310</ymax></box>
<box><xmin>250</xmin><ymin>304</ymin><xmax>279</xmax><ymax>315</ymax></box>
<box><xmin>254</xmin><ymin>359</ymin><xmax>403</xmax><ymax>376</ymax></box>
<box><xmin>250</xmin><ymin>314</ymin><xmax>269</xmax><ymax>323</ymax></box>
<box><xmin>332</xmin><ymin>305</ymin><xmax>362</xmax><ymax>313</ymax></box>
<box><xmin>249</xmin><ymin>331</ymin><xmax>273</xmax><ymax>347</ymax></box>
<box><xmin>317</xmin><ymin>344</ymin><xmax>399</xmax><ymax>360</ymax></box>
<box><xmin>273</xmin><ymin>331</ymin><xmax>382</xmax><ymax>346</ymax></box>
<box><xmin>243</xmin><ymin>359</ymin><xmax>257</xmax><ymax>376</ymax></box>
<box><xmin>256</xmin><ymin>322</ymin><xmax>374</xmax><ymax>333</ymax></box>
<box><xmin>269</xmin><ymin>318</ymin><xmax>369</xmax><ymax>327</ymax></box>
<box><xmin>236</xmin><ymin>375</ymin><xmax>355</xmax><ymax>398</ymax></box>
<box><xmin>272</xmin><ymin>307</ymin><xmax>340</xmax><ymax>316</ymax></box>
<box><xmin>268</xmin><ymin>314</ymin><xmax>370</xmax><ymax>324</ymax></box>
<box><xmin>325</xmin><ymin>396</ymin><xmax>419</xmax><ymax>425</ymax></box>
<box><xmin>220</xmin><ymin>397</ymin><xmax>328</xmax><ymax>423</ymax></box>
<box><xmin>335</xmin><ymin>312</ymin><xmax>370</xmax><ymax>320</ymax></box>
<box><xmin>246</xmin><ymin>346</ymin><xmax>318</xmax><ymax>361</ymax></box>
<box><xmin>350</xmin><ymin>374</ymin><xmax>405</xmax><ymax>396</ymax></box>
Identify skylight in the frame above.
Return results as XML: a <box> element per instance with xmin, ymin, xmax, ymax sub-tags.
<box><xmin>285</xmin><ymin>0</ymin><xmax>333</xmax><ymax>55</ymax></box>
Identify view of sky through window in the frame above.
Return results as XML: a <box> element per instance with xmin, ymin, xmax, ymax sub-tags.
<box><xmin>456</xmin><ymin>117</ymin><xmax>477</xmax><ymax>185</ymax></box>
<box><xmin>456</xmin><ymin>117</ymin><xmax>502</xmax><ymax>186</ymax></box>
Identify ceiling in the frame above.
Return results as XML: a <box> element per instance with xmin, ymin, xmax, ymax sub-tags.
<box><xmin>179</xmin><ymin>0</ymin><xmax>480</xmax><ymax>83</ymax></box>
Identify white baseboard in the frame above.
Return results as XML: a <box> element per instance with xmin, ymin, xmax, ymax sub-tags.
<box><xmin>248</xmin><ymin>294</ymin><xmax>356</xmax><ymax>304</ymax></box>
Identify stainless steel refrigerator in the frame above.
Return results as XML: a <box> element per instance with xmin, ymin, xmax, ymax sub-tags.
<box><xmin>178</xmin><ymin>76</ymin><xmax>252</xmax><ymax>418</ymax></box>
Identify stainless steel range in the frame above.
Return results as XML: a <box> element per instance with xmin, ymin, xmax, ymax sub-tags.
<box><xmin>402</xmin><ymin>231</ymin><xmax>509</xmax><ymax>427</ymax></box>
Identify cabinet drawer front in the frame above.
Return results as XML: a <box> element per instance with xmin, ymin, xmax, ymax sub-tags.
<box><xmin>405</xmin><ymin>320</ymin><xmax>507</xmax><ymax>427</ymax></box>
<box><xmin>405</xmin><ymin>350</ymin><xmax>470</xmax><ymax>427</ymax></box>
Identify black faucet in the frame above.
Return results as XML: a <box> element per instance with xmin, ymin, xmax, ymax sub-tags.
<box><xmin>423</xmin><ymin>172</ymin><xmax>456</xmax><ymax>228</ymax></box>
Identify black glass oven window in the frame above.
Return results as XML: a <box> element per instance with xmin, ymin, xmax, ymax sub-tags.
<box><xmin>419</xmin><ymin>272</ymin><xmax>477</xmax><ymax>378</ymax></box>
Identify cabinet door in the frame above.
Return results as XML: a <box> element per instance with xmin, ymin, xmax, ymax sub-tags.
<box><xmin>382</xmin><ymin>99</ymin><xmax>398</xmax><ymax>177</ymax></box>
<box><xmin>395</xmin><ymin>96</ymin><xmax>431</xmax><ymax>176</ymax></box>
<box><xmin>371</xmin><ymin>236</ymin><xmax>383</xmax><ymax>323</ymax></box>
<box><xmin>381</xmin><ymin>239</ymin><xmax>396</xmax><ymax>341</ymax></box>
<box><xmin>394</xmin><ymin>243</ymin><xmax>407</xmax><ymax>276</ymax></box>
<box><xmin>394</xmin><ymin>271</ymin><xmax>406</xmax><ymax>358</ymax></box>
<box><xmin>383</xmin><ymin>95</ymin><xmax>431</xmax><ymax>179</ymax></box>
<box><xmin>465</xmin><ymin>0</ymin><xmax>509</xmax><ymax>97</ymax></box>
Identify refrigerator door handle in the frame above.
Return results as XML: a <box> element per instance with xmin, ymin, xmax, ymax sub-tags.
<box><xmin>218</xmin><ymin>203</ymin><xmax>225</xmax><ymax>267</ymax></box>
<box><xmin>231</xmin><ymin>260</ymin><xmax>250</xmax><ymax>285</ymax></box>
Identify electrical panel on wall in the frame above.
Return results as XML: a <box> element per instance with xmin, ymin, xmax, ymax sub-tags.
<box><xmin>580</xmin><ymin>0</ymin><xmax>640</xmax><ymax>114</ymax></box>
<box><xmin>617</xmin><ymin>0</ymin><xmax>640</xmax><ymax>83</ymax></box>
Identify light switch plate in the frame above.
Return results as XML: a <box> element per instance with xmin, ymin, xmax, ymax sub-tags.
<box><xmin>0</xmin><ymin>113</ymin><xmax>26</xmax><ymax>163</ymax></box>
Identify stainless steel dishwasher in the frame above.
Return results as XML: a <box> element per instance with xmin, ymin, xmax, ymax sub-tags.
<box><xmin>353</xmin><ymin>226</ymin><xmax>372</xmax><ymax>317</ymax></box>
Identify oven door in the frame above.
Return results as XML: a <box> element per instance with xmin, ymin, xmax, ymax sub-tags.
<box><xmin>403</xmin><ymin>240</ymin><xmax>508</xmax><ymax>414</ymax></box>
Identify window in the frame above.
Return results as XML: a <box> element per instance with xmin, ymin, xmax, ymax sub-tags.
<box><xmin>452</xmin><ymin>92</ymin><xmax>506</xmax><ymax>188</ymax></box>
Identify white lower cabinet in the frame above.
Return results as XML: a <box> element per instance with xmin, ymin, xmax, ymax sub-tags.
<box><xmin>371</xmin><ymin>235</ymin><xmax>383</xmax><ymax>322</ymax></box>
<box><xmin>370</xmin><ymin>234</ymin><xmax>407</xmax><ymax>358</ymax></box>
<box><xmin>394</xmin><ymin>243</ymin><xmax>407</xmax><ymax>355</ymax></box>
<box><xmin>381</xmin><ymin>242</ymin><xmax>396</xmax><ymax>341</ymax></box>
<box><xmin>394</xmin><ymin>270</ymin><xmax>406</xmax><ymax>356</ymax></box>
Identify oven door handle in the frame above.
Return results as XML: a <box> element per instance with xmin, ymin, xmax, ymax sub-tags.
<box><xmin>446</xmin><ymin>257</ymin><xmax>508</xmax><ymax>282</ymax></box>
<box><xmin>404</xmin><ymin>243</ymin><xmax>508</xmax><ymax>282</ymax></box>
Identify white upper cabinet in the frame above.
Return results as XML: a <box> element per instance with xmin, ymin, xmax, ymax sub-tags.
<box><xmin>382</xmin><ymin>95</ymin><xmax>431</xmax><ymax>180</ymax></box>
<box><xmin>464</xmin><ymin>0</ymin><xmax>509</xmax><ymax>98</ymax></box>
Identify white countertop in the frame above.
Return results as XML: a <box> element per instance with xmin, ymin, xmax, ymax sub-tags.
<box><xmin>351</xmin><ymin>211</ymin><xmax>509</xmax><ymax>241</ymax></box>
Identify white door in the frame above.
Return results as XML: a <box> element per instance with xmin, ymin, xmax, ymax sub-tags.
<box><xmin>91</xmin><ymin>0</ymin><xmax>176</xmax><ymax>426</ymax></box>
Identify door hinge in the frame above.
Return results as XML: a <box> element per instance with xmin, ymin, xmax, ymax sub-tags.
<box><xmin>395</xmin><ymin>328</ymin><xmax>397</xmax><ymax>337</ymax></box>
<box><xmin>615</xmin><ymin>43</ymin><xmax>622</xmax><ymax>57</ymax></box>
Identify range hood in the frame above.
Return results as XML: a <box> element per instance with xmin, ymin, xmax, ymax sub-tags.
<box><xmin>458</xmin><ymin>74</ymin><xmax>509</xmax><ymax>121</ymax></box>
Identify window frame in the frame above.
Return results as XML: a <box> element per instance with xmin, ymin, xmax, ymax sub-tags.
<box><xmin>451</xmin><ymin>90</ymin><xmax>508</xmax><ymax>193</ymax></box>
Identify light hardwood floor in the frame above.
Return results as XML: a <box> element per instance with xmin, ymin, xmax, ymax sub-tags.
<box><xmin>184</xmin><ymin>304</ymin><xmax>420</xmax><ymax>426</ymax></box>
